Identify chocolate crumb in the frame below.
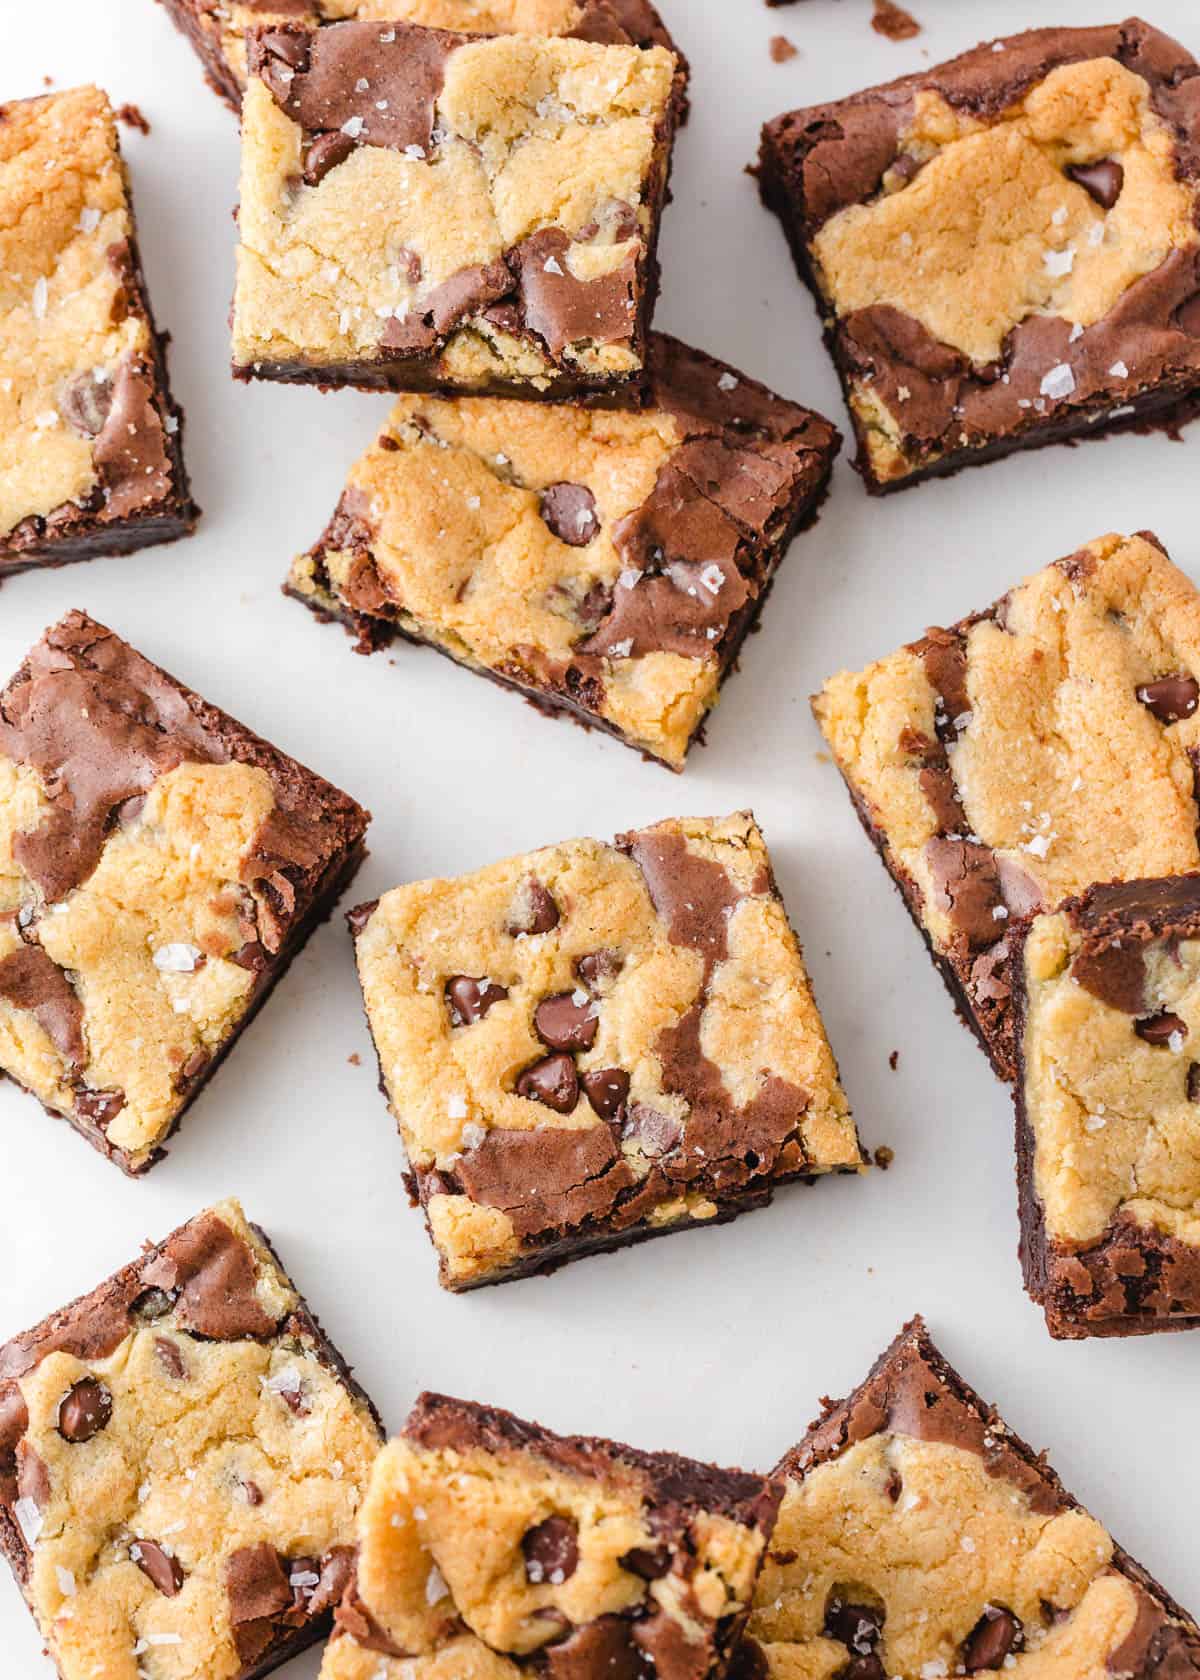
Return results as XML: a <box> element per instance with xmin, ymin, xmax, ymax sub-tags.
<box><xmin>116</xmin><ymin>103</ymin><xmax>151</xmax><ymax>135</ymax></box>
<box><xmin>770</xmin><ymin>35</ymin><xmax>798</xmax><ymax>62</ymax></box>
<box><xmin>888</xmin><ymin>1050</ymin><xmax>899</xmax><ymax>1071</ymax></box>
<box><xmin>874</xmin><ymin>1145</ymin><xmax>895</xmax><ymax>1170</ymax></box>
<box><xmin>348</xmin><ymin>1052</ymin><xmax>361</xmax><ymax>1067</ymax></box>
<box><xmin>872</xmin><ymin>0</ymin><xmax>920</xmax><ymax>40</ymax></box>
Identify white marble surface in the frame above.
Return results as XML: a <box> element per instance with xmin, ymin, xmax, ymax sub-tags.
<box><xmin>2</xmin><ymin>1</ymin><xmax>1199</xmax><ymax>1673</ymax></box>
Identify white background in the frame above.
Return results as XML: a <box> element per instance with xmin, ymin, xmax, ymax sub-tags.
<box><xmin>3</xmin><ymin>2</ymin><xmax>1200</xmax><ymax>1672</ymax></box>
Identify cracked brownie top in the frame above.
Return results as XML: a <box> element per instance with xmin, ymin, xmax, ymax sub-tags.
<box><xmin>320</xmin><ymin>1390</ymin><xmax>778</xmax><ymax>1679</ymax></box>
<box><xmin>814</xmin><ymin>531</ymin><xmax>1200</xmax><ymax>1078</ymax></box>
<box><xmin>350</xmin><ymin>812</ymin><xmax>861</xmax><ymax>1289</ymax></box>
<box><xmin>231</xmin><ymin>18</ymin><xmax>678</xmax><ymax>394</ymax></box>
<box><xmin>0</xmin><ymin>1199</ymin><xmax>382</xmax><ymax>1680</ymax></box>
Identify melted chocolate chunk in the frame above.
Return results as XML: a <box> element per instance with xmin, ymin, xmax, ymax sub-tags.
<box><xmin>622</xmin><ymin>1103</ymin><xmax>681</xmax><ymax>1155</ymax></box>
<box><xmin>542</xmin><ymin>1616</ymin><xmax>642</xmax><ymax>1680</ymax></box>
<box><xmin>454</xmin><ymin>1124</ymin><xmax>634</xmax><ymax>1239</ymax></box>
<box><xmin>1066</xmin><ymin>159</ymin><xmax>1124</xmax><ymax>209</ymax></box>
<box><xmin>825</xmin><ymin>1598</ymin><xmax>883</xmax><ymax>1655</ymax></box>
<box><xmin>382</xmin><ymin>262</ymin><xmax>513</xmax><ymax>352</ymax></box>
<box><xmin>1136</xmin><ymin>675</ymin><xmax>1199</xmax><ymax>723</ymax></box>
<box><xmin>0</xmin><ymin>1384</ymin><xmax>27</xmax><ymax>1506</ymax></box>
<box><xmin>581</xmin><ymin>1067</ymin><xmax>630</xmax><ymax>1121</ymax></box>
<box><xmin>534</xmin><ymin>992</ymin><xmax>598</xmax><ymax>1052</ymax></box>
<box><xmin>59</xmin><ymin>369</ymin><xmax>115</xmax><ymax>438</ymax></box>
<box><xmin>303</xmin><ymin>129</ymin><xmax>355</xmax><ymax>185</ymax></box>
<box><xmin>0</xmin><ymin>946</ymin><xmax>85</xmax><ymax>1067</ymax></box>
<box><xmin>963</xmin><ymin>1605</ymin><xmax>1023</xmax><ymax>1672</ymax></box>
<box><xmin>254</xmin><ymin>20</ymin><xmax>452</xmax><ymax>155</ymax></box>
<box><xmin>924</xmin><ymin>838</ymin><xmax>1003</xmax><ymax>948</ymax></box>
<box><xmin>508</xmin><ymin>878</ymin><xmax>560</xmax><ymax>936</ymax></box>
<box><xmin>516</xmin><ymin>1053</ymin><xmax>579</xmax><ymax>1113</ymax></box>
<box><xmin>225</xmin><ymin>1543</ymin><xmax>293</xmax><ymax>1663</ymax></box>
<box><xmin>1070</xmin><ymin>942</ymin><xmax>1147</xmax><ymax>1014</ymax></box>
<box><xmin>140</xmin><ymin>1211</ymin><xmax>278</xmax><ymax>1341</ymax></box>
<box><xmin>540</xmin><ymin>482</ymin><xmax>601</xmax><ymax>546</ymax></box>
<box><xmin>133</xmin><ymin>1538</ymin><xmax>186</xmax><ymax>1597</ymax></box>
<box><xmin>1135</xmin><ymin>1010</ymin><xmax>1187</xmax><ymax>1045</ymax></box>
<box><xmin>91</xmin><ymin>352</ymin><xmax>173</xmax><ymax>519</ymax></box>
<box><xmin>446</xmin><ymin>975</ymin><xmax>508</xmax><ymax>1027</ymax></box>
<box><xmin>154</xmin><ymin>1336</ymin><xmax>188</xmax><ymax>1381</ymax></box>
<box><xmin>522</xmin><ymin>1514</ymin><xmax>580</xmax><ymax>1583</ymax></box>
<box><xmin>57</xmin><ymin>1377</ymin><xmax>112</xmax><ymax>1443</ymax></box>
<box><xmin>575</xmin><ymin>949</ymin><xmax>623</xmax><ymax>991</ymax></box>
<box><xmin>75</xmin><ymin>1086</ymin><xmax>125</xmax><ymax>1129</ymax></box>
<box><xmin>512</xmin><ymin>229</ymin><xmax>638</xmax><ymax>360</ymax></box>
<box><xmin>620</xmin><ymin>827</ymin><xmax>741</xmax><ymax>972</ymax></box>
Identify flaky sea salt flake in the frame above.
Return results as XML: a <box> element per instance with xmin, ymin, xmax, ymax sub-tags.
<box><xmin>1040</xmin><ymin>363</ymin><xmax>1075</xmax><ymax>401</ymax></box>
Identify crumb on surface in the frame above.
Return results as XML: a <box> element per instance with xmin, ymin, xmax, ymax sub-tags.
<box><xmin>348</xmin><ymin>1052</ymin><xmax>362</xmax><ymax>1067</ymax></box>
<box><xmin>874</xmin><ymin>1145</ymin><xmax>895</xmax><ymax>1169</ymax></box>
<box><xmin>116</xmin><ymin>102</ymin><xmax>151</xmax><ymax>134</ymax></box>
<box><xmin>872</xmin><ymin>0</ymin><xmax>920</xmax><ymax>40</ymax></box>
<box><xmin>770</xmin><ymin>35</ymin><xmax>798</xmax><ymax>63</ymax></box>
<box><xmin>888</xmin><ymin>1050</ymin><xmax>899</xmax><ymax>1071</ymax></box>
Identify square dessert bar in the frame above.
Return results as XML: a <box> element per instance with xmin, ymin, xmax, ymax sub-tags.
<box><xmin>231</xmin><ymin>19</ymin><xmax>680</xmax><ymax>401</ymax></box>
<box><xmin>814</xmin><ymin>531</ymin><xmax>1200</xmax><ymax>1081</ymax></box>
<box><xmin>156</xmin><ymin>0</ymin><xmax>685</xmax><ymax>118</ymax></box>
<box><xmin>0</xmin><ymin>1198</ymin><xmax>383</xmax><ymax>1680</ymax></box>
<box><xmin>350</xmin><ymin>811</ymin><xmax>864</xmax><ymax>1291</ymax></box>
<box><xmin>742</xmin><ymin>1318</ymin><xmax>1200</xmax><ymax>1680</ymax></box>
<box><xmin>0</xmin><ymin>610</ymin><xmax>370</xmax><ymax>1173</ymax></box>
<box><xmin>319</xmin><ymin>1390</ymin><xmax>780</xmax><ymax>1679</ymax></box>
<box><xmin>757</xmin><ymin>21</ymin><xmax>1200</xmax><ymax>493</ymax></box>
<box><xmin>1015</xmin><ymin>876</ymin><xmax>1200</xmax><ymax>1339</ymax></box>
<box><xmin>287</xmin><ymin>335</ymin><xmax>840</xmax><ymax>770</ymax></box>
<box><xmin>0</xmin><ymin>87</ymin><xmax>196</xmax><ymax>574</ymax></box>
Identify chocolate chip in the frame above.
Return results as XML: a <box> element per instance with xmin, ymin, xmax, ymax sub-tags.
<box><xmin>883</xmin><ymin>1469</ymin><xmax>902</xmax><ymax>1501</ymax></box>
<box><xmin>57</xmin><ymin>1378</ymin><xmax>112</xmax><ymax>1443</ymax></box>
<box><xmin>74</xmin><ymin>1086</ymin><xmax>125</xmax><ymax>1129</ymax></box>
<box><xmin>581</xmin><ymin>1067</ymin><xmax>630</xmax><ymax>1121</ymax></box>
<box><xmin>59</xmin><ymin>370</ymin><xmax>114</xmax><ymax>437</ymax></box>
<box><xmin>261</xmin><ymin>29</ymin><xmax>309</xmax><ymax>69</ymax></box>
<box><xmin>508</xmin><ymin>878</ymin><xmax>560</xmax><ymax>936</ymax></box>
<box><xmin>446</xmin><ymin>976</ymin><xmax>508</xmax><ymax>1027</ymax></box>
<box><xmin>575</xmin><ymin>949</ymin><xmax>623</xmax><ymax>991</ymax></box>
<box><xmin>132</xmin><ymin>1538</ymin><xmax>185</xmax><ymax>1597</ymax></box>
<box><xmin>963</xmin><ymin>1606</ymin><xmax>1023</xmax><ymax>1672</ymax></box>
<box><xmin>1188</xmin><ymin>1063</ymin><xmax>1200</xmax><ymax>1103</ymax></box>
<box><xmin>522</xmin><ymin>1515</ymin><xmax>580</xmax><ymax>1584</ymax></box>
<box><xmin>1067</xmin><ymin>159</ymin><xmax>1124</xmax><ymax>209</ymax></box>
<box><xmin>535</xmin><ymin>992</ymin><xmax>598</xmax><ymax>1052</ymax></box>
<box><xmin>622</xmin><ymin>1103</ymin><xmax>681</xmax><ymax>1155</ymax></box>
<box><xmin>1136</xmin><ymin>676</ymin><xmax>1199</xmax><ymax>723</ymax></box>
<box><xmin>540</xmin><ymin>483</ymin><xmax>600</xmax><ymax>547</ymax></box>
<box><xmin>241</xmin><ymin>1478</ymin><xmax>265</xmax><ymax>1507</ymax></box>
<box><xmin>619</xmin><ymin>1545</ymin><xmax>671</xmax><ymax>1580</ymax></box>
<box><xmin>1135</xmin><ymin>1010</ymin><xmax>1187</xmax><ymax>1045</ymax></box>
<box><xmin>890</xmin><ymin>152</ymin><xmax>924</xmax><ymax>184</ymax></box>
<box><xmin>516</xmin><ymin>1054</ymin><xmax>578</xmax><ymax>1113</ymax></box>
<box><xmin>154</xmin><ymin>1337</ymin><xmax>187</xmax><ymax>1381</ymax></box>
<box><xmin>304</xmin><ymin>130</ymin><xmax>356</xmax><ymax>186</ymax></box>
<box><xmin>825</xmin><ymin>1600</ymin><xmax>883</xmax><ymax>1655</ymax></box>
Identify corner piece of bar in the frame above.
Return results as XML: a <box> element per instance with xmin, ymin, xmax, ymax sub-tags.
<box><xmin>757</xmin><ymin>20</ymin><xmax>1200</xmax><ymax>492</ymax></box>
<box><xmin>739</xmin><ymin>1316</ymin><xmax>1200</xmax><ymax>1677</ymax></box>
<box><xmin>286</xmin><ymin>334</ymin><xmax>840</xmax><ymax>769</ymax></box>
<box><xmin>814</xmin><ymin>530</ymin><xmax>1200</xmax><ymax>1080</ymax></box>
<box><xmin>1015</xmin><ymin>874</ymin><xmax>1200</xmax><ymax>1337</ymax></box>
<box><xmin>0</xmin><ymin>1198</ymin><xmax>383</xmax><ymax>1680</ymax></box>
<box><xmin>319</xmin><ymin>1390</ymin><xmax>779</xmax><ymax>1679</ymax></box>
<box><xmin>0</xmin><ymin>610</ymin><xmax>370</xmax><ymax>1171</ymax></box>
<box><xmin>349</xmin><ymin>811</ymin><xmax>864</xmax><ymax>1289</ymax></box>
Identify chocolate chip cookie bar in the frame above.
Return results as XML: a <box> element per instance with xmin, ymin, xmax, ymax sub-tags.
<box><xmin>350</xmin><ymin>811</ymin><xmax>864</xmax><ymax>1290</ymax></box>
<box><xmin>319</xmin><ymin>1390</ymin><xmax>779</xmax><ymax>1679</ymax></box>
<box><xmin>0</xmin><ymin>1198</ymin><xmax>383</xmax><ymax>1680</ymax></box>
<box><xmin>757</xmin><ymin>21</ymin><xmax>1200</xmax><ymax>493</ymax></box>
<box><xmin>0</xmin><ymin>610</ymin><xmax>370</xmax><ymax>1173</ymax></box>
<box><xmin>740</xmin><ymin>1317</ymin><xmax>1200</xmax><ymax>1679</ymax></box>
<box><xmin>0</xmin><ymin>87</ymin><xmax>196</xmax><ymax>576</ymax></box>
<box><xmin>231</xmin><ymin>19</ymin><xmax>679</xmax><ymax>402</ymax></box>
<box><xmin>156</xmin><ymin>0</ymin><xmax>685</xmax><ymax>118</ymax></box>
<box><xmin>286</xmin><ymin>335</ymin><xmax>840</xmax><ymax>770</ymax></box>
<box><xmin>814</xmin><ymin>531</ymin><xmax>1200</xmax><ymax>1081</ymax></box>
<box><xmin>1015</xmin><ymin>876</ymin><xmax>1200</xmax><ymax>1339</ymax></box>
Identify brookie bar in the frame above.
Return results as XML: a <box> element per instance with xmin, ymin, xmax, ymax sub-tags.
<box><xmin>0</xmin><ymin>611</ymin><xmax>370</xmax><ymax>1173</ymax></box>
<box><xmin>319</xmin><ymin>1390</ymin><xmax>780</xmax><ymax>1679</ymax></box>
<box><xmin>231</xmin><ymin>18</ymin><xmax>680</xmax><ymax>402</ymax></box>
<box><xmin>286</xmin><ymin>334</ymin><xmax>840</xmax><ymax>770</ymax></box>
<box><xmin>0</xmin><ymin>1199</ymin><xmax>383</xmax><ymax>1680</ymax></box>
<box><xmin>349</xmin><ymin>811</ymin><xmax>864</xmax><ymax>1290</ymax></box>
<box><xmin>814</xmin><ymin>531</ymin><xmax>1200</xmax><ymax>1080</ymax></box>
<box><xmin>0</xmin><ymin>87</ymin><xmax>196</xmax><ymax>575</ymax></box>
<box><xmin>757</xmin><ymin>19</ymin><xmax>1200</xmax><ymax>492</ymax></box>
<box><xmin>739</xmin><ymin>1317</ymin><xmax>1200</xmax><ymax>1678</ymax></box>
